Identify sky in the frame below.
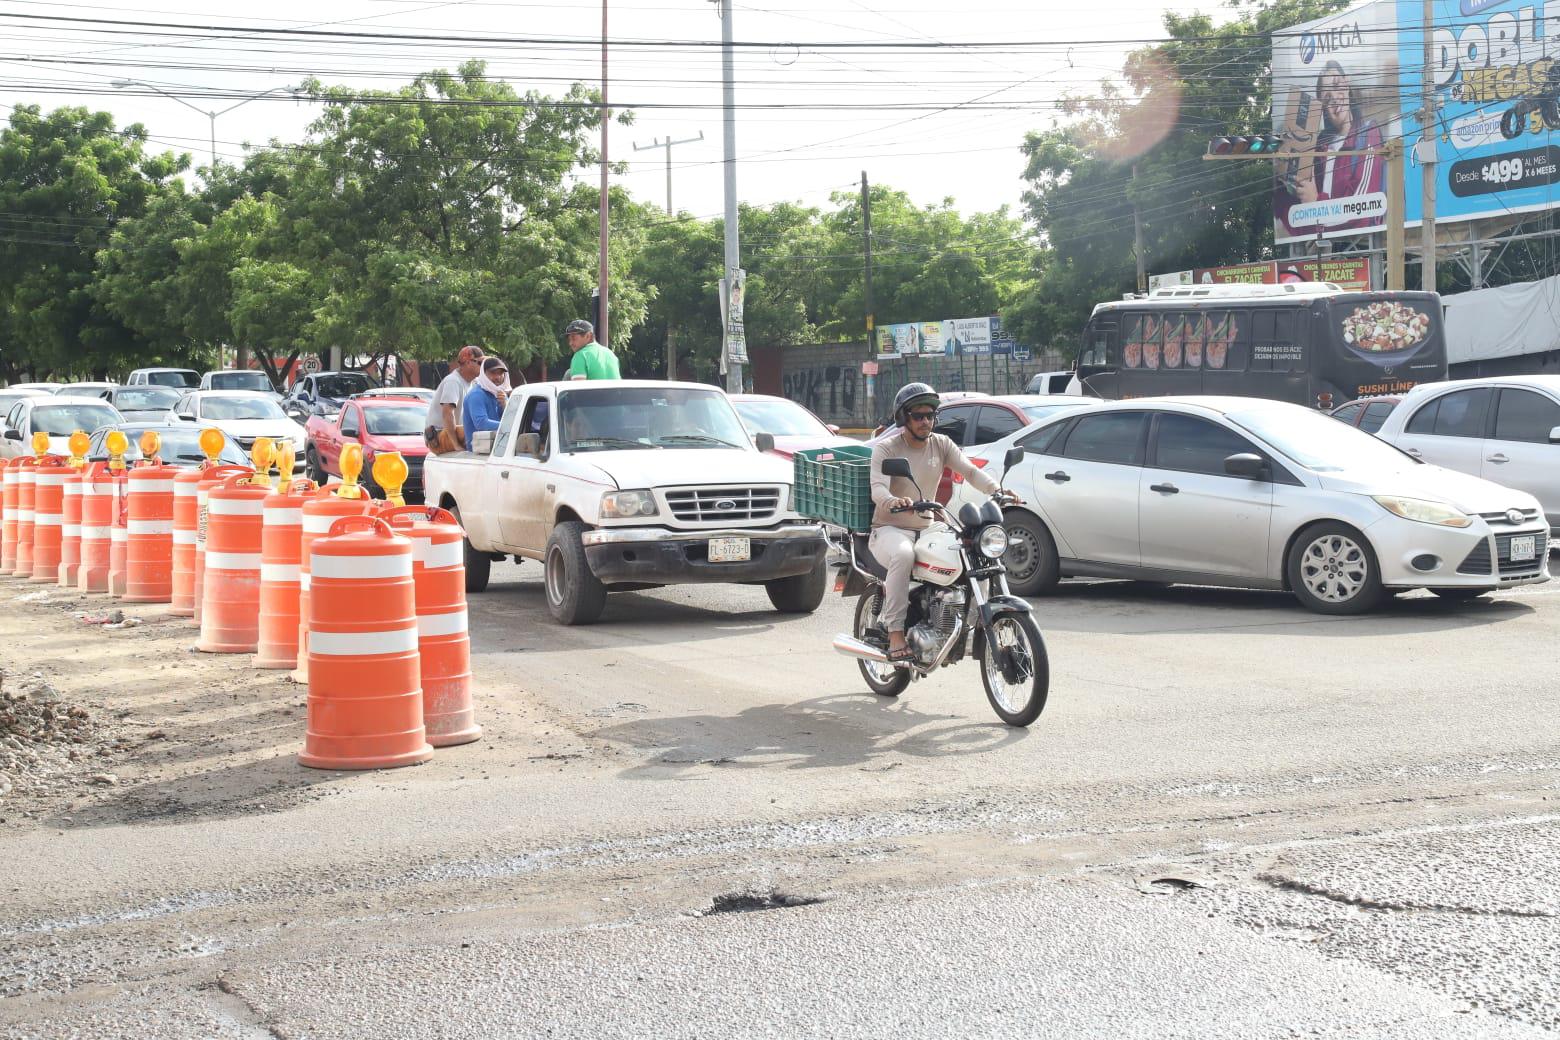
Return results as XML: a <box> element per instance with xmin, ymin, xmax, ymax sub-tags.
<box><xmin>0</xmin><ymin>0</ymin><xmax>1216</xmax><ymax>222</ymax></box>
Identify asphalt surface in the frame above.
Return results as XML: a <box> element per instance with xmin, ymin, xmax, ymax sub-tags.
<box><xmin>2</xmin><ymin>561</ymin><xmax>1558</xmax><ymax>1038</ymax></box>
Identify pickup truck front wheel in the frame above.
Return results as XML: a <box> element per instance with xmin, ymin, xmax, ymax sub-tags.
<box><xmin>766</xmin><ymin>556</ymin><xmax>827</xmax><ymax>614</ymax></box>
<box><xmin>450</xmin><ymin>505</ymin><xmax>490</xmax><ymax>594</ymax></box>
<box><xmin>545</xmin><ymin>521</ymin><xmax>607</xmax><ymax>625</ymax></box>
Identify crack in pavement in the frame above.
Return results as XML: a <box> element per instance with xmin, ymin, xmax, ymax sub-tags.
<box><xmin>1255</xmin><ymin>872</ymin><xmax>1556</xmax><ymax>920</ymax></box>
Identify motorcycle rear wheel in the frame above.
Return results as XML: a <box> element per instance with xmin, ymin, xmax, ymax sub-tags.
<box><xmin>855</xmin><ymin>590</ymin><xmax>910</xmax><ymax>698</ymax></box>
<box><xmin>978</xmin><ymin>613</ymin><xmax>1049</xmax><ymax>727</ymax></box>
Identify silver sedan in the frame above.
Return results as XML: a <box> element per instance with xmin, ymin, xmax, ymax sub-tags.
<box><xmin>950</xmin><ymin>396</ymin><xmax>1550</xmax><ymax>613</ymax></box>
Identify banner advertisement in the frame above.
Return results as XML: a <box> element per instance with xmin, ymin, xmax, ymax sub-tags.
<box><xmin>1273</xmin><ymin>0</ymin><xmax>1560</xmax><ymax>244</ymax></box>
<box><xmin>1148</xmin><ymin>270</ymin><xmax>1194</xmax><ymax>291</ymax></box>
<box><xmin>1271</xmin><ymin>1</ymin><xmax>1401</xmax><ymax>243</ymax></box>
<box><xmin>721</xmin><ymin>270</ymin><xmax>748</xmax><ymax>365</ymax></box>
<box><xmin>941</xmin><ymin>316</ymin><xmax>994</xmax><ymax>355</ymax></box>
<box><xmin>1181</xmin><ymin>257</ymin><xmax>1373</xmax><ymax>292</ymax></box>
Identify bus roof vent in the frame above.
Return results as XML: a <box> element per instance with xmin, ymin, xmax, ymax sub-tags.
<box><xmin>1149</xmin><ymin>282</ymin><xmax>1345</xmax><ymax>300</ymax></box>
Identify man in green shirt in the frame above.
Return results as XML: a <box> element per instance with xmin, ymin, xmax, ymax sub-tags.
<box><xmin>563</xmin><ymin>319</ymin><xmax>621</xmax><ymax>380</ymax></box>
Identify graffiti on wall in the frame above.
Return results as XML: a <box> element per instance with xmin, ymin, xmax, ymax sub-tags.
<box><xmin>782</xmin><ymin>365</ymin><xmax>858</xmax><ymax>418</ymax></box>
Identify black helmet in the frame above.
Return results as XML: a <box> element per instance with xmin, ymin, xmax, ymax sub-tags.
<box><xmin>893</xmin><ymin>382</ymin><xmax>939</xmax><ymax>425</ymax></box>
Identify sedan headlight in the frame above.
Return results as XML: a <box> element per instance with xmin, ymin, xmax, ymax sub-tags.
<box><xmin>601</xmin><ymin>489</ymin><xmax>659</xmax><ymax>519</ymax></box>
<box><xmin>977</xmin><ymin>523</ymin><xmax>1010</xmax><ymax>558</ymax></box>
<box><xmin>1372</xmin><ymin>495</ymin><xmax>1472</xmax><ymax>528</ymax></box>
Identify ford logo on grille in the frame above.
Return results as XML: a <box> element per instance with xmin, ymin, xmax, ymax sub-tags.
<box><xmin>1506</xmin><ymin>508</ymin><xmax>1525</xmax><ymax>525</ymax></box>
<box><xmin>714</xmin><ymin>498</ymin><xmax>737</xmax><ymax>511</ymax></box>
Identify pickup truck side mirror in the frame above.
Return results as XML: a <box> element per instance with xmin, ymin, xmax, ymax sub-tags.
<box><xmin>514</xmin><ymin>432</ymin><xmax>542</xmax><ymax>458</ymax></box>
<box><xmin>471</xmin><ymin>430</ymin><xmax>495</xmax><ymax>455</ymax></box>
<box><xmin>1549</xmin><ymin>425</ymin><xmax>1560</xmax><ymax>444</ymax></box>
<box><xmin>3</xmin><ymin>428</ymin><xmax>20</xmax><ymax>440</ymax></box>
<box><xmin>880</xmin><ymin>456</ymin><xmax>912</xmax><ymax>478</ymax></box>
<box><xmin>754</xmin><ymin>432</ymin><xmax>775</xmax><ymax>453</ymax></box>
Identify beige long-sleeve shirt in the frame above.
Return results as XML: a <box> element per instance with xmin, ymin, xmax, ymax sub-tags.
<box><xmin>869</xmin><ymin>431</ymin><xmax>999</xmax><ymax>531</ymax></box>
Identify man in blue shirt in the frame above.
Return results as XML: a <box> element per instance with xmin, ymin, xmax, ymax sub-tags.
<box><xmin>461</xmin><ymin>357</ymin><xmax>511</xmax><ymax>451</ymax></box>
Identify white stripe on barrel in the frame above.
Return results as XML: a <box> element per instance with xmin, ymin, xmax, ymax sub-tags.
<box><xmin>128</xmin><ymin>519</ymin><xmax>174</xmax><ymax>535</ymax></box>
<box><xmin>79</xmin><ymin>526</ymin><xmax>113</xmax><ymax>541</ymax></box>
<box><xmin>205</xmin><ymin>551</ymin><xmax>263</xmax><ymax>571</ymax></box>
<box><xmin>261</xmin><ymin>562</ymin><xmax>300</xmax><ymax>583</ymax></box>
<box><xmin>264</xmin><ymin>507</ymin><xmax>303</xmax><ymax>527</ymax></box>
<box><xmin>208</xmin><ymin>498</ymin><xmax>266</xmax><ymax>516</ymax></box>
<box><xmin>303</xmin><ymin>513</ymin><xmax>344</xmax><ymax>534</ymax></box>
<box><xmin>172</xmin><ymin>530</ymin><xmax>197</xmax><ymax>545</ymax></box>
<box><xmin>311</xmin><ymin>554</ymin><xmax>413</xmax><ymax>580</ymax></box>
<box><xmin>309</xmin><ymin>627</ymin><xmax>419</xmax><ymax>656</ymax></box>
<box><xmin>417</xmin><ymin>609</ymin><xmax>468</xmax><ymax>638</ymax></box>
<box><xmin>417</xmin><ymin>539</ymin><xmax>463</xmax><ymax>570</ymax></box>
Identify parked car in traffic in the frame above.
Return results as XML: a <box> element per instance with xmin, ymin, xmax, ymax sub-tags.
<box><xmin>5</xmin><ymin>382</ymin><xmax>62</xmax><ymax>394</ymax></box>
<box><xmin>1375</xmin><ymin>376</ymin><xmax>1560</xmax><ymax>539</ymax></box>
<box><xmin>100</xmin><ymin>385</ymin><xmax>182</xmax><ymax>422</ymax></box>
<box><xmin>126</xmin><ymin>368</ymin><xmax>200</xmax><ymax>389</ymax></box>
<box><xmin>948</xmin><ymin>396</ymin><xmax>1550</xmax><ymax>612</ymax></box>
<box><xmin>53</xmin><ymin>382</ymin><xmax>117</xmax><ymax>397</ymax></box>
<box><xmin>305</xmin><ymin>396</ymin><xmax>430</xmax><ymax>498</ymax></box>
<box><xmin>200</xmin><ymin>369</ymin><xmax>277</xmax><ymax>395</ymax></box>
<box><xmin>729</xmin><ymin>394</ymin><xmax>854</xmax><ymax>459</ymax></box>
<box><xmin>358</xmin><ymin>386</ymin><xmax>435</xmax><ymax>403</ymax></box>
<box><xmin>1329</xmin><ymin>396</ymin><xmax>1400</xmax><ymax>434</ymax></box>
<box><xmin>85</xmin><ymin>422</ymin><xmax>250</xmax><ymax>467</ymax></box>
<box><xmin>0</xmin><ymin>395</ymin><xmax>123</xmax><ymax>459</ymax></box>
<box><xmin>0</xmin><ymin>388</ymin><xmax>52</xmax><ymax>431</ymax></box>
<box><xmin>169</xmin><ymin>390</ymin><xmax>308</xmax><ymax>454</ymax></box>
<box><xmin>283</xmin><ymin>371</ymin><xmax>376</xmax><ymax>421</ymax></box>
<box><xmin>1024</xmin><ymin>370</ymin><xmax>1076</xmax><ymax>395</ymax></box>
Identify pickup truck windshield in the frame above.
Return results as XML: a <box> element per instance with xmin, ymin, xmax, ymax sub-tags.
<box><xmin>558</xmin><ymin>387</ymin><xmax>750</xmax><ymax>452</ymax></box>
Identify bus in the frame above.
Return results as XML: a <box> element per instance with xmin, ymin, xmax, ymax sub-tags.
<box><xmin>1071</xmin><ymin>283</ymin><xmax>1447</xmax><ymax>409</ymax></box>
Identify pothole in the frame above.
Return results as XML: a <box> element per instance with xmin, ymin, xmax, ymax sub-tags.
<box><xmin>699</xmin><ymin>890</ymin><xmax>827</xmax><ymax>917</ymax></box>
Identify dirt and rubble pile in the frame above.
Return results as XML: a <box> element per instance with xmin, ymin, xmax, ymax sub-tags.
<box><xmin>0</xmin><ymin>670</ymin><xmax>104</xmax><ymax>799</ymax></box>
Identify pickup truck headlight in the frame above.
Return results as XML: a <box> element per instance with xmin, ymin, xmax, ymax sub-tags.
<box><xmin>601</xmin><ymin>489</ymin><xmax>659</xmax><ymax>519</ymax></box>
<box><xmin>1372</xmin><ymin>495</ymin><xmax>1472</xmax><ymax>528</ymax></box>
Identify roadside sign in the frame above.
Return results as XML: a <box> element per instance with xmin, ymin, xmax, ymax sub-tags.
<box><xmin>862</xmin><ymin>361</ymin><xmax>878</xmax><ymax>375</ymax></box>
<box><xmin>1013</xmin><ymin>344</ymin><xmax>1032</xmax><ymax>361</ymax></box>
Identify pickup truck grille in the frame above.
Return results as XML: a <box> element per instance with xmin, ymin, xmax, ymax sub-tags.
<box><xmin>663</xmin><ymin>486</ymin><xmax>782</xmax><ymax>523</ymax></box>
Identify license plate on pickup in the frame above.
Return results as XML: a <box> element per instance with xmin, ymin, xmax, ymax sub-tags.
<box><xmin>1510</xmin><ymin>535</ymin><xmax>1537</xmax><ymax>562</ymax></box>
<box><xmin>708</xmin><ymin>536</ymin><xmax>751</xmax><ymax>563</ymax></box>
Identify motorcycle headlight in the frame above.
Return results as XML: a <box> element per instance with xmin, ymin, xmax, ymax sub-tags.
<box><xmin>1372</xmin><ymin>495</ymin><xmax>1472</xmax><ymax>528</ymax></box>
<box><xmin>601</xmin><ymin>489</ymin><xmax>659</xmax><ymax>519</ymax></box>
<box><xmin>978</xmin><ymin>523</ymin><xmax>1009</xmax><ymax>558</ymax></box>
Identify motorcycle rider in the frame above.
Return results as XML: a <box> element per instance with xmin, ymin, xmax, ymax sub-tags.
<box><xmin>869</xmin><ymin>383</ymin><xmax>1009</xmax><ymax>662</ymax></box>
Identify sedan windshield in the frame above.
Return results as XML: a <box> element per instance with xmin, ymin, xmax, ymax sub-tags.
<box><xmin>208</xmin><ymin>372</ymin><xmax>272</xmax><ymax>392</ymax></box>
<box><xmin>114</xmin><ymin>387</ymin><xmax>181</xmax><ymax>411</ymax></box>
<box><xmin>364</xmin><ymin>406</ymin><xmax>425</xmax><ymax>436</ymax></box>
<box><xmin>201</xmin><ymin>397</ymin><xmax>286</xmax><ymax>421</ymax></box>
<box><xmin>1226</xmin><ymin>406</ymin><xmax>1417</xmax><ymax>472</ymax></box>
<box><xmin>316</xmin><ymin>374</ymin><xmax>372</xmax><ymax>398</ymax></box>
<box><xmin>33</xmin><ymin>404</ymin><xmax>119</xmax><ymax>436</ymax></box>
<box><xmin>558</xmin><ymin>387</ymin><xmax>750</xmax><ymax>452</ymax></box>
<box><xmin>733</xmin><ymin>400</ymin><xmax>830</xmax><ymax>437</ymax></box>
<box><xmin>91</xmin><ymin>427</ymin><xmax>248</xmax><ymax>465</ymax></box>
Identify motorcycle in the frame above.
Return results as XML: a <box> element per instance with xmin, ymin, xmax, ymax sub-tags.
<box><xmin>825</xmin><ymin>447</ymin><xmax>1049</xmax><ymax>727</ymax></box>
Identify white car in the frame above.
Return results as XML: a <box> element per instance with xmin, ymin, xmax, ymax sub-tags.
<box><xmin>126</xmin><ymin>368</ymin><xmax>200</xmax><ymax>390</ymax></box>
<box><xmin>949</xmin><ymin>396</ymin><xmax>1549</xmax><ymax>613</ymax></box>
<box><xmin>0</xmin><ymin>395</ymin><xmax>124</xmax><ymax>459</ymax></box>
<box><xmin>1374</xmin><ymin>376</ymin><xmax>1560</xmax><ymax>539</ymax></box>
<box><xmin>169</xmin><ymin>390</ymin><xmax>308</xmax><ymax>455</ymax></box>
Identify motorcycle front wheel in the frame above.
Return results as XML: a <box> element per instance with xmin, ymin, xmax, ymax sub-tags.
<box><xmin>855</xmin><ymin>590</ymin><xmax>910</xmax><ymax>698</ymax></box>
<box><xmin>978</xmin><ymin>612</ymin><xmax>1049</xmax><ymax>727</ymax></box>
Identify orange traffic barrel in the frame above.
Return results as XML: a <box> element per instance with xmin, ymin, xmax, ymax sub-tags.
<box><xmin>76</xmin><ymin>462</ymin><xmax>115</xmax><ymax>593</ymax></box>
<box><xmin>300</xmin><ymin>515</ymin><xmax>433</xmax><ymax>771</ymax></box>
<box><xmin>383</xmin><ymin>505</ymin><xmax>480</xmax><ymax>747</ymax></box>
<box><xmin>10</xmin><ymin>455</ymin><xmax>37</xmax><ymax>578</ymax></box>
<box><xmin>57</xmin><ymin>465</ymin><xmax>84</xmax><ymax>586</ymax></box>
<box><xmin>0</xmin><ymin>457</ymin><xmax>17</xmax><ymax>575</ymax></box>
<box><xmin>168</xmin><ymin>466</ymin><xmax>205</xmax><ymax>615</ymax></box>
<box><xmin>106</xmin><ymin>470</ymin><xmax>130</xmax><ymax>597</ymax></box>
<box><xmin>191</xmin><ymin>465</ymin><xmax>253</xmax><ymax>627</ymax></box>
<box><xmin>123</xmin><ymin>464</ymin><xmax>177</xmax><ymax>603</ymax></box>
<box><xmin>197</xmin><ymin>472</ymin><xmax>269</xmax><ymax>653</ymax></box>
<box><xmin>253</xmin><ymin>478</ymin><xmax>317</xmax><ymax>669</ymax></box>
<box><xmin>28</xmin><ymin>457</ymin><xmax>68</xmax><ymax>583</ymax></box>
<box><xmin>295</xmin><ymin>487</ymin><xmax>376</xmax><ymax>683</ymax></box>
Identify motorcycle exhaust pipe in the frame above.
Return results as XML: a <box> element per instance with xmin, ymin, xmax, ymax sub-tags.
<box><xmin>833</xmin><ymin>633</ymin><xmax>889</xmax><ymax>663</ymax></box>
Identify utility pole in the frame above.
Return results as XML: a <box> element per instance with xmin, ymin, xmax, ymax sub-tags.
<box><xmin>718</xmin><ymin>0</ymin><xmax>742</xmax><ymax>393</ymax></box>
<box><xmin>1131</xmin><ymin>164</ymin><xmax>1147</xmax><ymax>293</ymax></box>
<box><xmin>633</xmin><ymin>131</ymin><xmax>703</xmax><ymax>215</ymax></box>
<box><xmin>1420</xmin><ymin>0</ymin><xmax>1438</xmax><ymax>292</ymax></box>
<box><xmin>597</xmin><ymin>0</ymin><xmax>610</xmax><ymax>348</ymax></box>
<box><xmin>861</xmin><ymin>171</ymin><xmax>874</xmax><ymax>358</ymax></box>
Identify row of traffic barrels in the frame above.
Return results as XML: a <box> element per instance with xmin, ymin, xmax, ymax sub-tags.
<box><xmin>0</xmin><ymin>454</ymin><xmax>480</xmax><ymax>770</ymax></box>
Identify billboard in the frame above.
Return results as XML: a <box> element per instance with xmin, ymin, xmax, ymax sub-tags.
<box><xmin>1183</xmin><ymin>257</ymin><xmax>1373</xmax><ymax>292</ymax></box>
<box><xmin>1273</xmin><ymin>1</ymin><xmax>1560</xmax><ymax>244</ymax></box>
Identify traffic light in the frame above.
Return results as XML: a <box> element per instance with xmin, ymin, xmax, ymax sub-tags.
<box><xmin>1207</xmin><ymin>134</ymin><xmax>1284</xmax><ymax>156</ymax></box>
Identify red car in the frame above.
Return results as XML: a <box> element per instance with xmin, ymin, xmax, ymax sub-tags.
<box><xmin>730</xmin><ymin>393</ymin><xmax>855</xmax><ymax>459</ymax></box>
<box><xmin>1328</xmin><ymin>396</ymin><xmax>1401</xmax><ymax>435</ymax></box>
<box><xmin>305</xmin><ymin>395</ymin><xmax>430</xmax><ymax>498</ymax></box>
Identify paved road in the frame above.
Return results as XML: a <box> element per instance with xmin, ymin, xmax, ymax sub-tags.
<box><xmin>1</xmin><ymin>562</ymin><xmax>1557</xmax><ymax>1038</ymax></box>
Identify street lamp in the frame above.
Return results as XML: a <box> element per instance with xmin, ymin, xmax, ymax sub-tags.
<box><xmin>109</xmin><ymin>80</ymin><xmax>302</xmax><ymax>170</ymax></box>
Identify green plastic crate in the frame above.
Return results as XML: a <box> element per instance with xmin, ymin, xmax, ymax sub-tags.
<box><xmin>793</xmin><ymin>444</ymin><xmax>875</xmax><ymax>530</ymax></box>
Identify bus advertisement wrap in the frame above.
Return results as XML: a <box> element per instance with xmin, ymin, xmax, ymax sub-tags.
<box><xmin>1271</xmin><ymin>0</ymin><xmax>1560</xmax><ymax>244</ymax></box>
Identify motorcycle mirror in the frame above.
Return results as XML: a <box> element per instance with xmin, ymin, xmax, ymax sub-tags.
<box><xmin>1002</xmin><ymin>446</ymin><xmax>1024</xmax><ymax>477</ymax></box>
<box><xmin>880</xmin><ymin>457</ymin><xmax>912</xmax><ymax>478</ymax></box>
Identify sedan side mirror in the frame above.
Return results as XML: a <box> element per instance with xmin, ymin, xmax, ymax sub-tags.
<box><xmin>880</xmin><ymin>456</ymin><xmax>912</xmax><ymax>478</ymax></box>
<box><xmin>1549</xmin><ymin>425</ymin><xmax>1560</xmax><ymax>444</ymax></box>
<box><xmin>1224</xmin><ymin>452</ymin><xmax>1268</xmax><ymax>480</ymax></box>
<box><xmin>754</xmin><ymin>432</ymin><xmax>775</xmax><ymax>453</ymax></box>
<box><xmin>514</xmin><ymin>432</ymin><xmax>542</xmax><ymax>459</ymax></box>
<box><xmin>178</xmin><ymin>413</ymin><xmax>197</xmax><ymax>422</ymax></box>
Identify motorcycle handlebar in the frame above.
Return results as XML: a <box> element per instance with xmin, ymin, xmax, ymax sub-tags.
<box><xmin>889</xmin><ymin>500</ymin><xmax>940</xmax><ymax>514</ymax></box>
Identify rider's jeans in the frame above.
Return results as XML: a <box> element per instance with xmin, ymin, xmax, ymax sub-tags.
<box><xmin>869</xmin><ymin>526</ymin><xmax>918</xmax><ymax>632</ymax></box>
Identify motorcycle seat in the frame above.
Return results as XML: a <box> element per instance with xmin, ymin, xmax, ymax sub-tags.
<box><xmin>851</xmin><ymin>532</ymin><xmax>889</xmax><ymax>582</ymax></box>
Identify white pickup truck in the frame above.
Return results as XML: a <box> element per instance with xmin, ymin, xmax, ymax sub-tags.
<box><xmin>423</xmin><ymin>380</ymin><xmax>829</xmax><ymax>625</ymax></box>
